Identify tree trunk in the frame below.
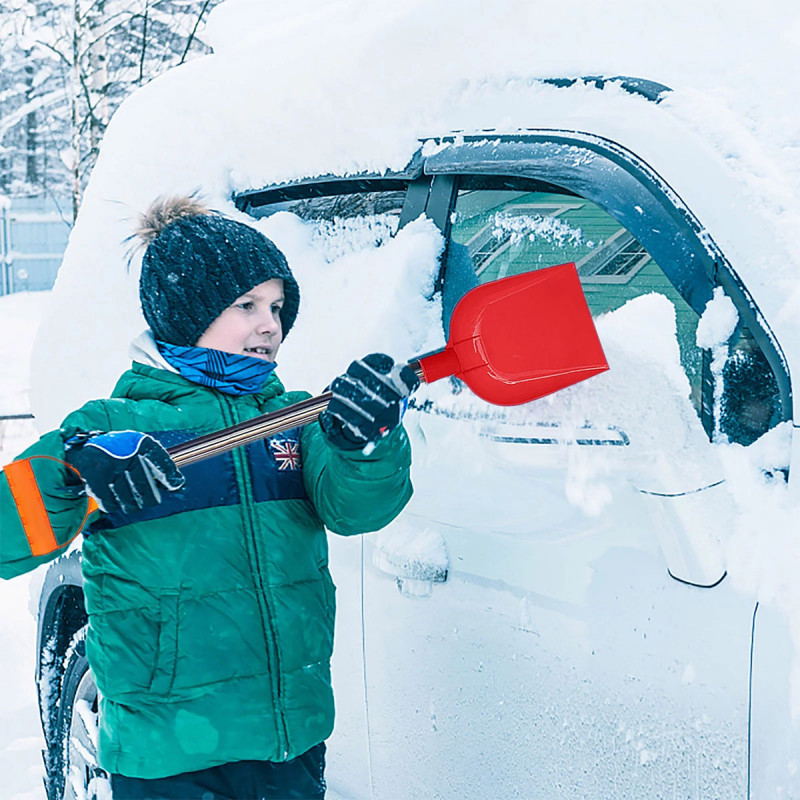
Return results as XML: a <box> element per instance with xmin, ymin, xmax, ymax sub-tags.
<box><xmin>87</xmin><ymin>0</ymin><xmax>109</xmax><ymax>156</ymax></box>
<box><xmin>24</xmin><ymin>57</ymin><xmax>39</xmax><ymax>186</ymax></box>
<box><xmin>71</xmin><ymin>0</ymin><xmax>81</xmax><ymax>221</ymax></box>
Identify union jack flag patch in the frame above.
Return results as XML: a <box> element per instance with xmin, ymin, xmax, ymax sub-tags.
<box><xmin>269</xmin><ymin>438</ymin><xmax>302</xmax><ymax>471</ymax></box>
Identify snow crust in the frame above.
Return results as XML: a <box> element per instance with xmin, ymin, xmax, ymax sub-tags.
<box><xmin>252</xmin><ymin>213</ymin><xmax>444</xmax><ymax>392</ymax></box>
<box><xmin>696</xmin><ymin>287</ymin><xmax>739</xmax><ymax>351</ymax></box>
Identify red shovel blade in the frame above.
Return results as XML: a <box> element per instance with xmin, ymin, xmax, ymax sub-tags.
<box><xmin>417</xmin><ymin>263</ymin><xmax>608</xmax><ymax>406</ymax></box>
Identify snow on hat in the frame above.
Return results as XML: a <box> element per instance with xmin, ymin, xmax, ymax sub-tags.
<box><xmin>135</xmin><ymin>196</ymin><xmax>300</xmax><ymax>346</ymax></box>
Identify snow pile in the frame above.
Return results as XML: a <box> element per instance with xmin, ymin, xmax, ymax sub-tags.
<box><xmin>253</xmin><ymin>213</ymin><xmax>444</xmax><ymax>391</ymax></box>
<box><xmin>696</xmin><ymin>287</ymin><xmax>739</xmax><ymax>351</ymax></box>
<box><xmin>415</xmin><ymin>292</ymin><xmax>718</xmax><ymax>506</ymax></box>
<box><xmin>0</xmin><ymin>292</ymin><xmax>51</xmax><ymax>417</ymax></box>
<box><xmin>372</xmin><ymin>519</ymin><xmax>449</xmax><ymax>585</ymax></box>
<box><xmin>696</xmin><ymin>287</ymin><xmax>740</xmax><ymax>439</ymax></box>
<box><xmin>29</xmin><ymin>0</ymin><xmax>800</xmax><ymax>428</ymax></box>
<box><xmin>308</xmin><ymin>214</ymin><xmax>399</xmax><ymax>263</ymax></box>
<box><xmin>0</xmin><ymin>292</ymin><xmax>50</xmax><ymax>800</ymax></box>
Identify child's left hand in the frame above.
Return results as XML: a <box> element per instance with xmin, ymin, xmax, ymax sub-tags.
<box><xmin>65</xmin><ymin>430</ymin><xmax>186</xmax><ymax>515</ymax></box>
<box><xmin>319</xmin><ymin>354</ymin><xmax>420</xmax><ymax>451</ymax></box>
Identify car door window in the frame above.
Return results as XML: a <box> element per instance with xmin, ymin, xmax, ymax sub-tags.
<box><xmin>449</xmin><ymin>180</ymin><xmax>706</xmax><ymax>413</ymax></box>
<box><xmin>720</xmin><ymin>326</ymin><xmax>782</xmax><ymax>445</ymax></box>
<box><xmin>239</xmin><ymin>186</ymin><xmax>410</xmax><ymax>255</ymax></box>
<box><xmin>447</xmin><ymin>176</ymin><xmax>783</xmax><ymax>446</ymax></box>
<box><xmin>244</xmin><ymin>188</ymin><xmax>407</xmax><ymax>222</ymax></box>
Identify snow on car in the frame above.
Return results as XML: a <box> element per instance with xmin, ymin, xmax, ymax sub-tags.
<box><xmin>7</xmin><ymin>0</ymin><xmax>800</xmax><ymax>798</ymax></box>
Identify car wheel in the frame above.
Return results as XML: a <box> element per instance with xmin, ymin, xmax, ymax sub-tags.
<box><xmin>50</xmin><ymin>626</ymin><xmax>111</xmax><ymax>800</ymax></box>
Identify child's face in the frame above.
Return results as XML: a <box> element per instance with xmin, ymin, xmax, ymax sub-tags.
<box><xmin>196</xmin><ymin>278</ymin><xmax>284</xmax><ymax>361</ymax></box>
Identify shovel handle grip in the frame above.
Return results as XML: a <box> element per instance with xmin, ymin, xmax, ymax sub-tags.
<box><xmin>414</xmin><ymin>349</ymin><xmax>459</xmax><ymax>384</ymax></box>
<box><xmin>168</xmin><ymin>391</ymin><xmax>334</xmax><ymax>468</ymax></box>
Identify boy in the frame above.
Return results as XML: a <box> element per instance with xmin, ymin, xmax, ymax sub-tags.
<box><xmin>0</xmin><ymin>196</ymin><xmax>418</xmax><ymax>799</ymax></box>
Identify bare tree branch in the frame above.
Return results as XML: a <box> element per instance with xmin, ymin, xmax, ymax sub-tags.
<box><xmin>179</xmin><ymin>0</ymin><xmax>211</xmax><ymax>65</ymax></box>
<box><xmin>138</xmin><ymin>1</ymin><xmax>149</xmax><ymax>85</ymax></box>
<box><xmin>35</xmin><ymin>39</ymin><xmax>73</xmax><ymax>69</ymax></box>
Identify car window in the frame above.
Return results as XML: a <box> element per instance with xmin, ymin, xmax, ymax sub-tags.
<box><xmin>449</xmin><ymin>182</ymin><xmax>706</xmax><ymax>411</ymax></box>
<box><xmin>446</xmin><ymin>178</ymin><xmax>782</xmax><ymax>444</ymax></box>
<box><xmin>245</xmin><ymin>189</ymin><xmax>407</xmax><ymax>223</ymax></box>
<box><xmin>720</xmin><ymin>326</ymin><xmax>782</xmax><ymax>445</ymax></box>
<box><xmin>238</xmin><ymin>185</ymin><xmax>412</xmax><ymax>258</ymax></box>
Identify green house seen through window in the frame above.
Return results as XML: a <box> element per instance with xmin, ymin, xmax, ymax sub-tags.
<box><xmin>450</xmin><ymin>187</ymin><xmax>704</xmax><ymax>413</ymax></box>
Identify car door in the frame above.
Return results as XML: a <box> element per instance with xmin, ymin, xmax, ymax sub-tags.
<box><xmin>361</xmin><ymin>136</ymin><xmax>791</xmax><ymax>798</ymax></box>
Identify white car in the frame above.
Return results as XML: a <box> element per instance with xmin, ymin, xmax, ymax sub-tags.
<box><xmin>31</xmin><ymin>71</ymin><xmax>799</xmax><ymax>799</ymax></box>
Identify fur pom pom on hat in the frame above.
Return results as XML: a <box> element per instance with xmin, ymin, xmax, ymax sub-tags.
<box><xmin>134</xmin><ymin>196</ymin><xmax>300</xmax><ymax>347</ymax></box>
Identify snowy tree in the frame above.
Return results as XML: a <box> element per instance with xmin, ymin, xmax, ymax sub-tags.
<box><xmin>0</xmin><ymin>0</ymin><xmax>220</xmax><ymax>219</ymax></box>
<box><xmin>0</xmin><ymin>6</ymin><xmax>50</xmax><ymax>195</ymax></box>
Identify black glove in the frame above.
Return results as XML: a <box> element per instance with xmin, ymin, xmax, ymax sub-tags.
<box><xmin>319</xmin><ymin>354</ymin><xmax>420</xmax><ymax>451</ymax></box>
<box><xmin>65</xmin><ymin>430</ymin><xmax>185</xmax><ymax>515</ymax></box>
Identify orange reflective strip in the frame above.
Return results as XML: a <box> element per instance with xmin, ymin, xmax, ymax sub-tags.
<box><xmin>4</xmin><ymin>458</ymin><xmax>60</xmax><ymax>557</ymax></box>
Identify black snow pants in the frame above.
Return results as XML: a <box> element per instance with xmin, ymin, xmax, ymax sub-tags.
<box><xmin>109</xmin><ymin>742</ymin><xmax>326</xmax><ymax>800</ymax></box>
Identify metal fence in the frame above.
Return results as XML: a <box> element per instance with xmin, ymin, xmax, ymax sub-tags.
<box><xmin>0</xmin><ymin>195</ymin><xmax>71</xmax><ymax>294</ymax></box>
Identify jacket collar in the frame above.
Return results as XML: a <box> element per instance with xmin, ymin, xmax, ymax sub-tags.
<box><xmin>122</xmin><ymin>330</ymin><xmax>285</xmax><ymax>403</ymax></box>
<box><xmin>129</xmin><ymin>330</ymin><xmax>177</xmax><ymax>373</ymax></box>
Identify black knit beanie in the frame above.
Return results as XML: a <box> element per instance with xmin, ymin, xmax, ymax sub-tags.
<box><xmin>136</xmin><ymin>197</ymin><xmax>300</xmax><ymax>346</ymax></box>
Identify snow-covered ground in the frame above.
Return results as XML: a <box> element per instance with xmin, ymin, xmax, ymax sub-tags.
<box><xmin>0</xmin><ymin>291</ymin><xmax>52</xmax><ymax>800</ymax></box>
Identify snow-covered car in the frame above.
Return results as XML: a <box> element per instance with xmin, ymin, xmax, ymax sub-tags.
<box><xmin>24</xmin><ymin>5</ymin><xmax>800</xmax><ymax>799</ymax></box>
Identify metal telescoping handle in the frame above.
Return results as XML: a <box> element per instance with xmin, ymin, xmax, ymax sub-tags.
<box><xmin>165</xmin><ymin>361</ymin><xmax>426</xmax><ymax>469</ymax></box>
<box><xmin>167</xmin><ymin>393</ymin><xmax>333</xmax><ymax>468</ymax></box>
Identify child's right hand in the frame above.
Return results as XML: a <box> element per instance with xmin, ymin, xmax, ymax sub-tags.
<box><xmin>64</xmin><ymin>431</ymin><xmax>185</xmax><ymax>515</ymax></box>
<box><xmin>319</xmin><ymin>353</ymin><xmax>420</xmax><ymax>451</ymax></box>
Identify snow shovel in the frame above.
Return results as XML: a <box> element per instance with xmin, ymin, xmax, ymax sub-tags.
<box><xmin>4</xmin><ymin>262</ymin><xmax>608</xmax><ymax>541</ymax></box>
<box><xmin>163</xmin><ymin>261</ymin><xmax>608</xmax><ymax>467</ymax></box>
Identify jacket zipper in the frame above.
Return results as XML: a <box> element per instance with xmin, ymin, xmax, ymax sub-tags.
<box><xmin>219</xmin><ymin>393</ymin><xmax>289</xmax><ymax>758</ymax></box>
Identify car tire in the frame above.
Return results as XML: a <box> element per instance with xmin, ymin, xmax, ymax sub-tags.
<box><xmin>47</xmin><ymin>626</ymin><xmax>111</xmax><ymax>800</ymax></box>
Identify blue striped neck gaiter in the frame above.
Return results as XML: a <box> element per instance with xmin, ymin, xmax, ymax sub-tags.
<box><xmin>155</xmin><ymin>340</ymin><xmax>277</xmax><ymax>395</ymax></box>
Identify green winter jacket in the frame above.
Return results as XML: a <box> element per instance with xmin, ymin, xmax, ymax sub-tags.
<box><xmin>0</xmin><ymin>362</ymin><xmax>413</xmax><ymax>778</ymax></box>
